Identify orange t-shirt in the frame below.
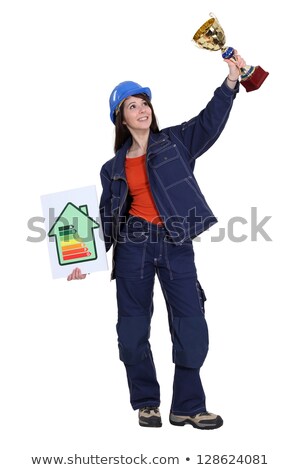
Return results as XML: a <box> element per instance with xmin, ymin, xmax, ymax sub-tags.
<box><xmin>125</xmin><ymin>155</ymin><xmax>163</xmax><ymax>225</ymax></box>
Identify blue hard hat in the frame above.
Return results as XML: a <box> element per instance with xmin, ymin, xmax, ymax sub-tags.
<box><xmin>109</xmin><ymin>81</ymin><xmax>152</xmax><ymax>123</ymax></box>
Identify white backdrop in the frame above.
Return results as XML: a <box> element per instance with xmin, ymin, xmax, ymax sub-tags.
<box><xmin>1</xmin><ymin>0</ymin><xmax>299</xmax><ymax>468</ymax></box>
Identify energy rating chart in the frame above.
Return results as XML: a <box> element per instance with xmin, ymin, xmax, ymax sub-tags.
<box><xmin>59</xmin><ymin>225</ymin><xmax>91</xmax><ymax>261</ymax></box>
<box><xmin>41</xmin><ymin>185</ymin><xmax>108</xmax><ymax>278</ymax></box>
<box><xmin>48</xmin><ymin>202</ymin><xmax>99</xmax><ymax>266</ymax></box>
<box><xmin>58</xmin><ymin>225</ymin><xmax>91</xmax><ymax>261</ymax></box>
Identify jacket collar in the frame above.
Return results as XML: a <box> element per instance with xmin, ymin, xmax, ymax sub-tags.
<box><xmin>111</xmin><ymin>131</ymin><xmax>169</xmax><ymax>179</ymax></box>
<box><xmin>111</xmin><ymin>138</ymin><xmax>131</xmax><ymax>179</ymax></box>
<box><xmin>147</xmin><ymin>131</ymin><xmax>169</xmax><ymax>151</ymax></box>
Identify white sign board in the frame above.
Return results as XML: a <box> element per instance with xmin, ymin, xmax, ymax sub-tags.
<box><xmin>41</xmin><ymin>185</ymin><xmax>108</xmax><ymax>279</ymax></box>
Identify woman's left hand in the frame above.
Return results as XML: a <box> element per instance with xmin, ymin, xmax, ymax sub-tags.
<box><xmin>224</xmin><ymin>50</ymin><xmax>246</xmax><ymax>81</ymax></box>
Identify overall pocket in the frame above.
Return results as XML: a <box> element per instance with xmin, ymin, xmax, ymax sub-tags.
<box><xmin>196</xmin><ymin>280</ymin><xmax>207</xmax><ymax>315</ymax></box>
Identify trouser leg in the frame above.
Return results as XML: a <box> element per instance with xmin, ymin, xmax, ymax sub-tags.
<box><xmin>171</xmin><ymin>365</ymin><xmax>206</xmax><ymax>415</ymax></box>
<box><xmin>115</xmin><ymin>274</ymin><xmax>160</xmax><ymax>410</ymax></box>
<box><xmin>157</xmin><ymin>239</ymin><xmax>209</xmax><ymax>415</ymax></box>
<box><xmin>124</xmin><ymin>351</ymin><xmax>160</xmax><ymax>410</ymax></box>
<box><xmin>159</xmin><ymin>275</ymin><xmax>208</xmax><ymax>415</ymax></box>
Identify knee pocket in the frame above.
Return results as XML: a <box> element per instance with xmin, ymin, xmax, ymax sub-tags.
<box><xmin>172</xmin><ymin>316</ymin><xmax>209</xmax><ymax>368</ymax></box>
<box><xmin>116</xmin><ymin>316</ymin><xmax>150</xmax><ymax>365</ymax></box>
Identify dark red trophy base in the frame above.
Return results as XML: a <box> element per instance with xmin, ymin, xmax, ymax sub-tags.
<box><xmin>241</xmin><ymin>66</ymin><xmax>269</xmax><ymax>92</ymax></box>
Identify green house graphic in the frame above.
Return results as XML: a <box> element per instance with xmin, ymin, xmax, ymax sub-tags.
<box><xmin>48</xmin><ymin>202</ymin><xmax>100</xmax><ymax>266</ymax></box>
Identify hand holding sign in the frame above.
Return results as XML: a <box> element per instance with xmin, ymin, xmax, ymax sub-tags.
<box><xmin>67</xmin><ymin>268</ymin><xmax>87</xmax><ymax>281</ymax></box>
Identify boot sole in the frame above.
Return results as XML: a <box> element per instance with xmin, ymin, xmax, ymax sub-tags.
<box><xmin>169</xmin><ymin>416</ymin><xmax>223</xmax><ymax>430</ymax></box>
<box><xmin>139</xmin><ymin>420</ymin><xmax>162</xmax><ymax>428</ymax></box>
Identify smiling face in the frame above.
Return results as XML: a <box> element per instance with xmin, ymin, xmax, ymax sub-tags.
<box><xmin>122</xmin><ymin>95</ymin><xmax>152</xmax><ymax>132</ymax></box>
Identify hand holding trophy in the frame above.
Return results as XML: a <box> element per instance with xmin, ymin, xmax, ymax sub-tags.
<box><xmin>193</xmin><ymin>13</ymin><xmax>269</xmax><ymax>92</ymax></box>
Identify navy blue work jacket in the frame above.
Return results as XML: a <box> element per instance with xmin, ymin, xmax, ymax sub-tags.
<box><xmin>99</xmin><ymin>79</ymin><xmax>239</xmax><ymax>255</ymax></box>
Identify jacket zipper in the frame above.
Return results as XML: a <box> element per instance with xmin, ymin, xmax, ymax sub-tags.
<box><xmin>144</xmin><ymin>153</ymin><xmax>162</xmax><ymax>218</ymax></box>
<box><xmin>145</xmin><ymin>151</ymin><xmax>186</xmax><ymax>245</ymax></box>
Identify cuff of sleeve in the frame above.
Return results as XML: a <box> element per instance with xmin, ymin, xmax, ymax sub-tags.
<box><xmin>221</xmin><ymin>77</ymin><xmax>240</xmax><ymax>95</ymax></box>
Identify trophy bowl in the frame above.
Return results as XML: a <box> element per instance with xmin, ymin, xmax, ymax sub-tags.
<box><xmin>193</xmin><ymin>13</ymin><xmax>269</xmax><ymax>92</ymax></box>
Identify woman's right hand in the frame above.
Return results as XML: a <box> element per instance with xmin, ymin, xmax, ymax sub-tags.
<box><xmin>67</xmin><ymin>268</ymin><xmax>87</xmax><ymax>281</ymax></box>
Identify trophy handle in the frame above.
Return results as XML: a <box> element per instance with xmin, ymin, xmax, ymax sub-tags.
<box><xmin>209</xmin><ymin>12</ymin><xmax>219</xmax><ymax>22</ymax></box>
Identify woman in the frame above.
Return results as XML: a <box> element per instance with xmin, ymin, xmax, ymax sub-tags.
<box><xmin>68</xmin><ymin>53</ymin><xmax>246</xmax><ymax>429</ymax></box>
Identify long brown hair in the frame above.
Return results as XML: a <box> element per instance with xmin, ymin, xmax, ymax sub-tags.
<box><xmin>114</xmin><ymin>93</ymin><xmax>159</xmax><ymax>153</ymax></box>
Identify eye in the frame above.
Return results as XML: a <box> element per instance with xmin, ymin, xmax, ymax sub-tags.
<box><xmin>142</xmin><ymin>101</ymin><xmax>148</xmax><ymax>107</ymax></box>
<box><xmin>129</xmin><ymin>104</ymin><xmax>136</xmax><ymax>110</ymax></box>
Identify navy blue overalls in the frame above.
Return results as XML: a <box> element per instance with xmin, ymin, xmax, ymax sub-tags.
<box><xmin>115</xmin><ymin>216</ymin><xmax>208</xmax><ymax>414</ymax></box>
<box><xmin>99</xmin><ymin>80</ymin><xmax>239</xmax><ymax>415</ymax></box>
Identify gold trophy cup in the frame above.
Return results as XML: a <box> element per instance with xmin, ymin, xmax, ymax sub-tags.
<box><xmin>193</xmin><ymin>13</ymin><xmax>269</xmax><ymax>92</ymax></box>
